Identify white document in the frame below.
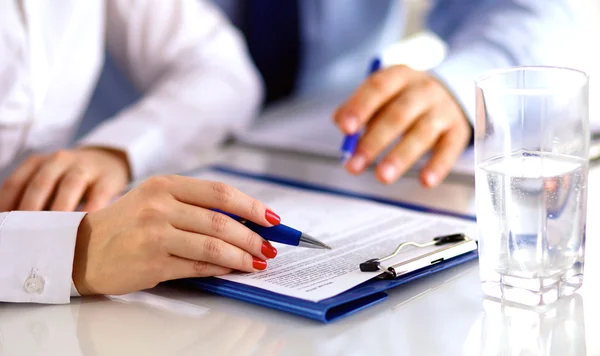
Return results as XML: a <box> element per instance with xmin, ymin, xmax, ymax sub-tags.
<box><xmin>194</xmin><ymin>171</ymin><xmax>477</xmax><ymax>302</ymax></box>
<box><xmin>235</xmin><ymin>92</ymin><xmax>476</xmax><ymax>176</ymax></box>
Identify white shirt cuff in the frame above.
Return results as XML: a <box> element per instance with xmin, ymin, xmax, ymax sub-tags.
<box><xmin>71</xmin><ymin>281</ymin><xmax>81</xmax><ymax>297</ymax></box>
<box><xmin>429</xmin><ymin>44</ymin><xmax>514</xmax><ymax>125</ymax></box>
<box><xmin>0</xmin><ymin>211</ymin><xmax>86</xmax><ymax>304</ymax></box>
<box><xmin>77</xmin><ymin>115</ymin><xmax>167</xmax><ymax>181</ymax></box>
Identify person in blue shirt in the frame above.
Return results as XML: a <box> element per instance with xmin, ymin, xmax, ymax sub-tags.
<box><xmin>86</xmin><ymin>0</ymin><xmax>577</xmax><ymax>188</ymax></box>
<box><xmin>215</xmin><ymin>0</ymin><xmax>576</xmax><ymax>187</ymax></box>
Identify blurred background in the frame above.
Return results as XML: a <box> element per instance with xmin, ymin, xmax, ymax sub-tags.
<box><xmin>401</xmin><ymin>0</ymin><xmax>600</xmax><ymax>123</ymax></box>
<box><xmin>80</xmin><ymin>0</ymin><xmax>600</xmax><ymax>136</ymax></box>
<box><xmin>405</xmin><ymin>0</ymin><xmax>600</xmax><ymax>71</ymax></box>
<box><xmin>76</xmin><ymin>0</ymin><xmax>600</xmax><ymax>172</ymax></box>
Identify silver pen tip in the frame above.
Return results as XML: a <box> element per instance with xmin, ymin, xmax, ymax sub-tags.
<box><xmin>299</xmin><ymin>233</ymin><xmax>332</xmax><ymax>250</ymax></box>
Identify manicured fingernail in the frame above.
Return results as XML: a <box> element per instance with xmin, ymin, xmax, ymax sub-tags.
<box><xmin>265</xmin><ymin>209</ymin><xmax>281</xmax><ymax>225</ymax></box>
<box><xmin>379</xmin><ymin>162</ymin><xmax>398</xmax><ymax>183</ymax></box>
<box><xmin>347</xmin><ymin>153</ymin><xmax>367</xmax><ymax>172</ymax></box>
<box><xmin>253</xmin><ymin>257</ymin><xmax>267</xmax><ymax>270</ymax></box>
<box><xmin>261</xmin><ymin>240</ymin><xmax>278</xmax><ymax>259</ymax></box>
<box><xmin>344</xmin><ymin>115</ymin><xmax>359</xmax><ymax>134</ymax></box>
<box><xmin>424</xmin><ymin>171</ymin><xmax>438</xmax><ymax>187</ymax></box>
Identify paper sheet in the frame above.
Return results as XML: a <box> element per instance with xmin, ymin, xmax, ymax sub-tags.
<box><xmin>235</xmin><ymin>92</ymin><xmax>476</xmax><ymax>175</ymax></box>
<box><xmin>194</xmin><ymin>171</ymin><xmax>477</xmax><ymax>302</ymax></box>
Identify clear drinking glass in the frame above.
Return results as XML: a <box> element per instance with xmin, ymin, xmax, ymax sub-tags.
<box><xmin>475</xmin><ymin>66</ymin><xmax>590</xmax><ymax>307</ymax></box>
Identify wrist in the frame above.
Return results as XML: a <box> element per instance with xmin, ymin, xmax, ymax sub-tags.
<box><xmin>72</xmin><ymin>215</ymin><xmax>93</xmax><ymax>296</ymax></box>
<box><xmin>78</xmin><ymin>146</ymin><xmax>132</xmax><ymax>181</ymax></box>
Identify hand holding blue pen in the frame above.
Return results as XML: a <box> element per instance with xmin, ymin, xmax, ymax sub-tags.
<box><xmin>334</xmin><ymin>55</ymin><xmax>472</xmax><ymax>188</ymax></box>
<box><xmin>214</xmin><ymin>209</ymin><xmax>331</xmax><ymax>250</ymax></box>
<box><xmin>340</xmin><ymin>58</ymin><xmax>382</xmax><ymax>163</ymax></box>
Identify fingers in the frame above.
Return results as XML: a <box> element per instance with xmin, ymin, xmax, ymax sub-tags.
<box><xmin>420</xmin><ymin>124</ymin><xmax>471</xmax><ymax>188</ymax></box>
<box><xmin>336</xmin><ymin>67</ymin><xmax>472</xmax><ymax>187</ymax></box>
<box><xmin>50</xmin><ymin>168</ymin><xmax>91</xmax><ymax>211</ymax></box>
<box><xmin>376</xmin><ymin>111</ymin><xmax>453</xmax><ymax>184</ymax></box>
<box><xmin>334</xmin><ymin>65</ymin><xmax>414</xmax><ymax>134</ymax></box>
<box><xmin>345</xmin><ymin>83</ymin><xmax>434</xmax><ymax>174</ymax></box>
<box><xmin>165</xmin><ymin>229</ymin><xmax>267</xmax><ymax>273</ymax></box>
<box><xmin>18</xmin><ymin>152</ymin><xmax>74</xmax><ymax>210</ymax></box>
<box><xmin>166</xmin><ymin>176</ymin><xmax>280</xmax><ymax>227</ymax></box>
<box><xmin>169</xmin><ymin>206</ymin><xmax>277</xmax><ymax>260</ymax></box>
<box><xmin>82</xmin><ymin>178</ymin><xmax>122</xmax><ymax>212</ymax></box>
<box><xmin>1</xmin><ymin>148</ymin><xmax>129</xmax><ymax>212</ymax></box>
<box><xmin>0</xmin><ymin>155</ymin><xmax>44</xmax><ymax>211</ymax></box>
<box><xmin>163</xmin><ymin>255</ymin><xmax>232</xmax><ymax>281</ymax></box>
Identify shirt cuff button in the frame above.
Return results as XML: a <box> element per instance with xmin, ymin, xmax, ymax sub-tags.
<box><xmin>24</xmin><ymin>268</ymin><xmax>45</xmax><ymax>294</ymax></box>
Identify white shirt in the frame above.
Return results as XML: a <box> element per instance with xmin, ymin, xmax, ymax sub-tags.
<box><xmin>0</xmin><ymin>0</ymin><xmax>262</xmax><ymax>303</ymax></box>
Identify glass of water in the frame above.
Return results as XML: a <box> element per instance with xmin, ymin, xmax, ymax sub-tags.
<box><xmin>475</xmin><ymin>66</ymin><xmax>590</xmax><ymax>307</ymax></box>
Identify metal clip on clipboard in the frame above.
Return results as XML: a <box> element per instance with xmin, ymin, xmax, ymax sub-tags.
<box><xmin>359</xmin><ymin>233</ymin><xmax>476</xmax><ymax>279</ymax></box>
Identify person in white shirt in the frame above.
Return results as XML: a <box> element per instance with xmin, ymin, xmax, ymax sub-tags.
<box><xmin>0</xmin><ymin>0</ymin><xmax>262</xmax><ymax>212</ymax></box>
<box><xmin>0</xmin><ymin>0</ymin><xmax>280</xmax><ymax>303</ymax></box>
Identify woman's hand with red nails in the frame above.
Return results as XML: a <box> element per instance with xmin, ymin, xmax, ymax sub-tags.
<box><xmin>334</xmin><ymin>65</ymin><xmax>472</xmax><ymax>188</ymax></box>
<box><xmin>72</xmin><ymin>175</ymin><xmax>279</xmax><ymax>296</ymax></box>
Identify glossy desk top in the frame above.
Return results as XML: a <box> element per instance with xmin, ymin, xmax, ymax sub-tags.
<box><xmin>1</xmin><ymin>146</ymin><xmax>598</xmax><ymax>356</ymax></box>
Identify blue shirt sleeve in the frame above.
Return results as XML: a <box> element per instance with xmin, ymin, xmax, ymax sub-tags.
<box><xmin>426</xmin><ymin>0</ymin><xmax>577</xmax><ymax>124</ymax></box>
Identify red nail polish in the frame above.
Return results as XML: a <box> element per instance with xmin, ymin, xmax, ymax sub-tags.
<box><xmin>265</xmin><ymin>209</ymin><xmax>281</xmax><ymax>225</ymax></box>
<box><xmin>261</xmin><ymin>241</ymin><xmax>278</xmax><ymax>259</ymax></box>
<box><xmin>253</xmin><ymin>257</ymin><xmax>267</xmax><ymax>270</ymax></box>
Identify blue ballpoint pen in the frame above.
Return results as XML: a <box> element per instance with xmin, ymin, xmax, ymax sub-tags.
<box><xmin>340</xmin><ymin>57</ymin><xmax>382</xmax><ymax>162</ymax></box>
<box><xmin>214</xmin><ymin>210</ymin><xmax>331</xmax><ymax>250</ymax></box>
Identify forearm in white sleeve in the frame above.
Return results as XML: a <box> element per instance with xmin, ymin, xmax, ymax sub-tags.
<box><xmin>428</xmin><ymin>0</ymin><xmax>576</xmax><ymax>123</ymax></box>
<box><xmin>0</xmin><ymin>211</ymin><xmax>85</xmax><ymax>303</ymax></box>
<box><xmin>78</xmin><ymin>0</ymin><xmax>263</xmax><ymax>180</ymax></box>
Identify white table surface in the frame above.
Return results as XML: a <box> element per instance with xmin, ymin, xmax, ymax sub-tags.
<box><xmin>1</xmin><ymin>145</ymin><xmax>599</xmax><ymax>356</ymax></box>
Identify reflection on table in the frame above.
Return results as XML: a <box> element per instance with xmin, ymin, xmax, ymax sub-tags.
<box><xmin>0</xmin><ymin>291</ymin><xmax>285</xmax><ymax>356</ymax></box>
<box><xmin>464</xmin><ymin>295</ymin><xmax>586</xmax><ymax>356</ymax></box>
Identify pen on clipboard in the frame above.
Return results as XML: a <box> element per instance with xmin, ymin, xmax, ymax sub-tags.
<box><xmin>340</xmin><ymin>58</ymin><xmax>382</xmax><ymax>162</ymax></box>
<box><xmin>213</xmin><ymin>210</ymin><xmax>331</xmax><ymax>250</ymax></box>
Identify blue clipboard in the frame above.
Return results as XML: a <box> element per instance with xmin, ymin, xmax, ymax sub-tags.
<box><xmin>172</xmin><ymin>165</ymin><xmax>478</xmax><ymax>323</ymax></box>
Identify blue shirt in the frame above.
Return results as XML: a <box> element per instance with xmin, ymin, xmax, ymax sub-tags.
<box><xmin>79</xmin><ymin>0</ymin><xmax>575</xmax><ymax>137</ymax></box>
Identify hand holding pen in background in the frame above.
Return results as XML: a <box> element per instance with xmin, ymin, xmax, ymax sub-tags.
<box><xmin>335</xmin><ymin>58</ymin><xmax>472</xmax><ymax>188</ymax></box>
